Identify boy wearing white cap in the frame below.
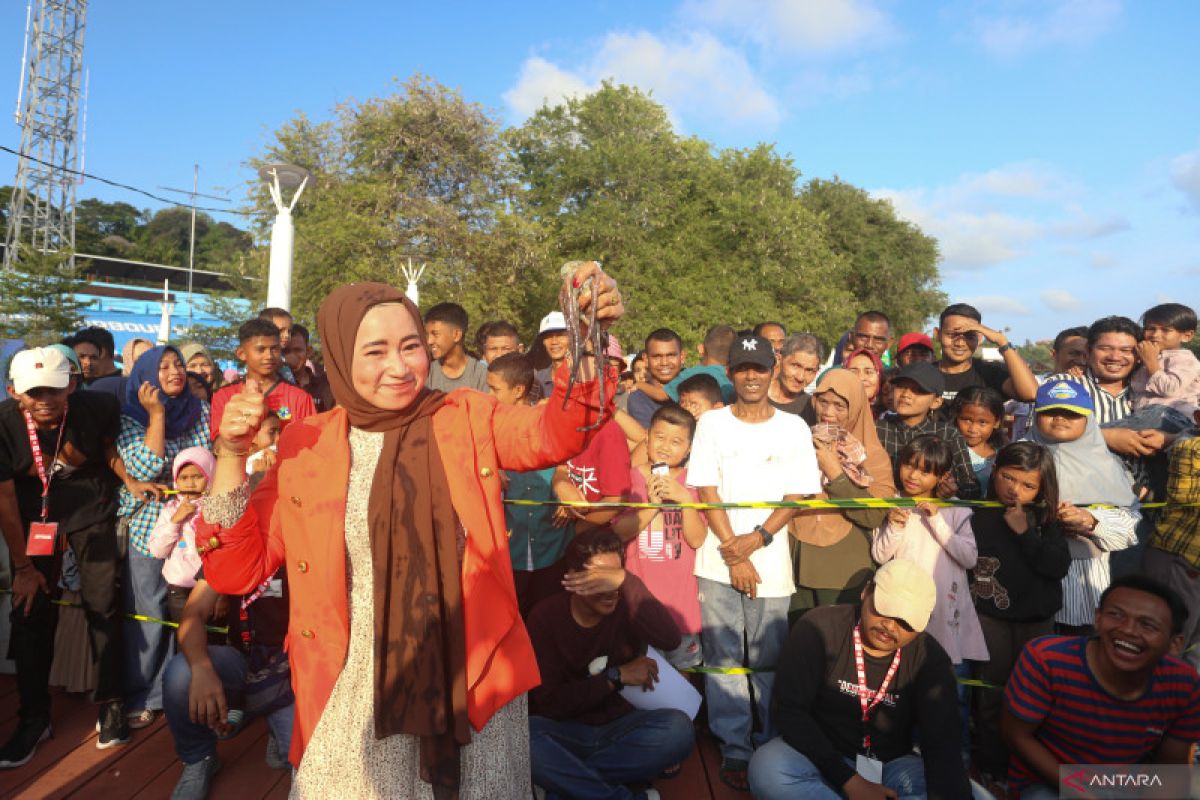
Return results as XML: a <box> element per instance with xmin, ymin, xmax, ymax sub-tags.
<box><xmin>748</xmin><ymin>559</ymin><xmax>972</xmax><ymax>800</ymax></box>
<box><xmin>0</xmin><ymin>347</ymin><xmax>162</xmax><ymax>767</ymax></box>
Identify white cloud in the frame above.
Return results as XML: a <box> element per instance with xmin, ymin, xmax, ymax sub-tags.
<box><xmin>504</xmin><ymin>31</ymin><xmax>781</xmax><ymax>127</ymax></box>
<box><xmin>963</xmin><ymin>295</ymin><xmax>1031</xmax><ymax>316</ymax></box>
<box><xmin>503</xmin><ymin>58</ymin><xmax>593</xmax><ymax>119</ymax></box>
<box><xmin>682</xmin><ymin>0</ymin><xmax>893</xmax><ymax>54</ymax></box>
<box><xmin>872</xmin><ymin>162</ymin><xmax>1128</xmax><ymax>271</ymax></box>
<box><xmin>1041</xmin><ymin>288</ymin><xmax>1084</xmax><ymax>312</ymax></box>
<box><xmin>972</xmin><ymin>0</ymin><xmax>1122</xmax><ymax>58</ymax></box>
<box><xmin>1170</xmin><ymin>148</ymin><xmax>1200</xmax><ymax>212</ymax></box>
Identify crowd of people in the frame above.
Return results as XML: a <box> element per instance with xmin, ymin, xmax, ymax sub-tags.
<box><xmin>1</xmin><ymin>262</ymin><xmax>1198</xmax><ymax>800</ymax></box>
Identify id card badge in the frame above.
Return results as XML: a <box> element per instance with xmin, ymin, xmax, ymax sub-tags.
<box><xmin>855</xmin><ymin>753</ymin><xmax>883</xmax><ymax>784</ymax></box>
<box><xmin>263</xmin><ymin>578</ymin><xmax>284</xmax><ymax>598</ymax></box>
<box><xmin>26</xmin><ymin>521</ymin><xmax>59</xmax><ymax>556</ymax></box>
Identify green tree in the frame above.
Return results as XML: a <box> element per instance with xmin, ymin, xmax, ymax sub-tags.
<box><xmin>507</xmin><ymin>83</ymin><xmax>855</xmax><ymax>348</ymax></box>
<box><xmin>74</xmin><ymin>198</ymin><xmax>146</xmax><ymax>256</ymax></box>
<box><xmin>1016</xmin><ymin>339</ymin><xmax>1054</xmax><ymax>373</ymax></box>
<box><xmin>0</xmin><ymin>249</ymin><xmax>89</xmax><ymax>345</ymax></box>
<box><xmin>244</xmin><ymin>75</ymin><xmax>550</xmax><ymax>336</ymax></box>
<box><xmin>798</xmin><ymin>178</ymin><xmax>945</xmax><ymax>334</ymax></box>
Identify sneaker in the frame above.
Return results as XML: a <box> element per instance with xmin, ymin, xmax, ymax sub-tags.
<box><xmin>96</xmin><ymin>701</ymin><xmax>130</xmax><ymax>749</ymax></box>
<box><xmin>0</xmin><ymin>719</ymin><xmax>51</xmax><ymax>769</ymax></box>
<box><xmin>170</xmin><ymin>756</ymin><xmax>221</xmax><ymax>800</ymax></box>
<box><xmin>127</xmin><ymin>709</ymin><xmax>157</xmax><ymax>729</ymax></box>
<box><xmin>264</xmin><ymin>732</ymin><xmax>288</xmax><ymax>770</ymax></box>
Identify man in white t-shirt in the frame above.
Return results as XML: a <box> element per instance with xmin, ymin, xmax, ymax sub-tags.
<box><xmin>688</xmin><ymin>333</ymin><xmax>822</xmax><ymax>792</ymax></box>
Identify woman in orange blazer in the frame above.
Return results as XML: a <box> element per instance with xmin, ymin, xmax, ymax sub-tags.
<box><xmin>197</xmin><ymin>264</ymin><xmax>622</xmax><ymax>799</ymax></box>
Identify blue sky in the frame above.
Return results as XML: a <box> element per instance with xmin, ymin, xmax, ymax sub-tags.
<box><xmin>2</xmin><ymin>0</ymin><xmax>1197</xmax><ymax>341</ymax></box>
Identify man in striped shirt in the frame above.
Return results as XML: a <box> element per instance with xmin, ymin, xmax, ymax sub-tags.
<box><xmin>1001</xmin><ymin>575</ymin><xmax>1200</xmax><ymax>798</ymax></box>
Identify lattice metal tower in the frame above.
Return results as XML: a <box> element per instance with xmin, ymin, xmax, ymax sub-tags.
<box><xmin>3</xmin><ymin>0</ymin><xmax>88</xmax><ymax>269</ymax></box>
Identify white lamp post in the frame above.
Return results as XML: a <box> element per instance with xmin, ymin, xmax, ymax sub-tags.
<box><xmin>258</xmin><ymin>163</ymin><xmax>314</xmax><ymax>311</ymax></box>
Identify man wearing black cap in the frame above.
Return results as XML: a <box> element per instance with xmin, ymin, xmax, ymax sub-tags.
<box><xmin>875</xmin><ymin>363</ymin><xmax>981</xmax><ymax>499</ymax></box>
<box><xmin>688</xmin><ymin>333</ymin><xmax>823</xmax><ymax>790</ymax></box>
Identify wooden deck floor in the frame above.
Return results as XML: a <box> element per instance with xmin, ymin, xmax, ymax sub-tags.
<box><xmin>0</xmin><ymin>674</ymin><xmax>746</xmax><ymax>799</ymax></box>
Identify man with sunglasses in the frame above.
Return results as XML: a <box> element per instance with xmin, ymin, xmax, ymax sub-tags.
<box><xmin>934</xmin><ymin>302</ymin><xmax>1039</xmax><ymax>415</ymax></box>
<box><xmin>748</xmin><ymin>560</ymin><xmax>971</xmax><ymax>800</ymax></box>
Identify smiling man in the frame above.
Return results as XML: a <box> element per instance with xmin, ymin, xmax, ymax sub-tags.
<box><xmin>688</xmin><ymin>333</ymin><xmax>822</xmax><ymax>791</ymax></box>
<box><xmin>748</xmin><ymin>559</ymin><xmax>971</xmax><ymax>800</ymax></box>
<box><xmin>627</xmin><ymin>328</ymin><xmax>686</xmax><ymax>428</ymax></box>
<box><xmin>424</xmin><ymin>301</ymin><xmax>488</xmax><ymax>392</ymax></box>
<box><xmin>934</xmin><ymin>303</ymin><xmax>1039</xmax><ymax>412</ymax></box>
<box><xmin>1001</xmin><ymin>575</ymin><xmax>1200</xmax><ymax>799</ymax></box>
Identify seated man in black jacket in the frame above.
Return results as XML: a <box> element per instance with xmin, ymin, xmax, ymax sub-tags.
<box><xmin>748</xmin><ymin>559</ymin><xmax>971</xmax><ymax>800</ymax></box>
<box><xmin>528</xmin><ymin>529</ymin><xmax>695</xmax><ymax>800</ymax></box>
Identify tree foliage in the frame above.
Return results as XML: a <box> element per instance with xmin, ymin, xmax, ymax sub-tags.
<box><xmin>507</xmin><ymin>84</ymin><xmax>856</xmax><ymax>347</ymax></box>
<box><xmin>0</xmin><ymin>249</ymin><xmax>88</xmax><ymax>345</ymax></box>
<box><xmin>4</xmin><ymin>77</ymin><xmax>950</xmax><ymax>355</ymax></box>
<box><xmin>243</xmin><ymin>75</ymin><xmax>550</xmax><ymax>336</ymax></box>
<box><xmin>797</xmin><ymin>178</ymin><xmax>944</xmax><ymax>335</ymax></box>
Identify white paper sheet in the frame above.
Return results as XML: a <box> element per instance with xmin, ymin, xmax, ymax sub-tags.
<box><xmin>619</xmin><ymin>647</ymin><xmax>703</xmax><ymax>719</ymax></box>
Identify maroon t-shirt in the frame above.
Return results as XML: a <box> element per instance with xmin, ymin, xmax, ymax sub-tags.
<box><xmin>564</xmin><ymin>418</ymin><xmax>632</xmax><ymax>501</ymax></box>
<box><xmin>210</xmin><ymin>379</ymin><xmax>317</xmax><ymax>441</ymax></box>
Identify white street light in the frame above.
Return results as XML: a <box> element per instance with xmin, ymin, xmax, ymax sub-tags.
<box><xmin>258</xmin><ymin>163</ymin><xmax>313</xmax><ymax>311</ymax></box>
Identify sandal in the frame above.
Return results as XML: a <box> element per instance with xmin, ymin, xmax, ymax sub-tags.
<box><xmin>719</xmin><ymin>757</ymin><xmax>750</xmax><ymax>792</ymax></box>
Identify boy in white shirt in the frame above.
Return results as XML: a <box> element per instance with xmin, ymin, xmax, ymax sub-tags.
<box><xmin>688</xmin><ymin>333</ymin><xmax>822</xmax><ymax>791</ymax></box>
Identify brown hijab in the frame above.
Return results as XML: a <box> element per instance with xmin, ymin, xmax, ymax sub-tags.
<box><xmin>791</xmin><ymin>368</ymin><xmax>895</xmax><ymax>544</ymax></box>
<box><xmin>317</xmin><ymin>283</ymin><xmax>468</xmax><ymax>797</ymax></box>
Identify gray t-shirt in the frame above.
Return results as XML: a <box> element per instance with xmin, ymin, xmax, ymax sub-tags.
<box><xmin>427</xmin><ymin>357</ymin><xmax>488</xmax><ymax>393</ymax></box>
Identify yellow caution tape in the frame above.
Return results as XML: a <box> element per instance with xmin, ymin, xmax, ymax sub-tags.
<box><xmin>1</xmin><ymin>589</ymin><xmax>229</xmax><ymax>635</ymax></box>
<box><xmin>504</xmin><ymin>496</ymin><xmax>1197</xmax><ymax>511</ymax></box>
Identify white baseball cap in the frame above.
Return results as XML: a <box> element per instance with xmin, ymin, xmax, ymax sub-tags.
<box><xmin>539</xmin><ymin>311</ymin><xmax>567</xmax><ymax>334</ymax></box>
<box><xmin>9</xmin><ymin>347</ymin><xmax>71</xmax><ymax>394</ymax></box>
<box><xmin>872</xmin><ymin>559</ymin><xmax>937</xmax><ymax>632</ymax></box>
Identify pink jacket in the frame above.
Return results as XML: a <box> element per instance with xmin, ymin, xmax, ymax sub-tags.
<box><xmin>148</xmin><ymin>496</ymin><xmax>205</xmax><ymax>588</ymax></box>
<box><xmin>1131</xmin><ymin>348</ymin><xmax>1200</xmax><ymax>415</ymax></box>
<box><xmin>872</xmin><ymin>506</ymin><xmax>989</xmax><ymax>663</ymax></box>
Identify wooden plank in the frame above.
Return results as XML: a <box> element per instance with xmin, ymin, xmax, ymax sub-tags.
<box><xmin>55</xmin><ymin>720</ymin><xmax>177</xmax><ymax>800</ymax></box>
<box><xmin>208</xmin><ymin>722</ymin><xmax>291</xmax><ymax>800</ymax></box>
<box><xmin>131</xmin><ymin>718</ymin><xmax>271</xmax><ymax>800</ymax></box>
<box><xmin>697</xmin><ymin>732</ymin><xmax>750</xmax><ymax>799</ymax></box>
<box><xmin>262</xmin><ymin>771</ymin><xmax>293</xmax><ymax>800</ymax></box>
<box><xmin>0</xmin><ymin>691</ymin><xmax>97</xmax><ymax>798</ymax></box>
<box><xmin>656</xmin><ymin>726</ymin><xmax>710</xmax><ymax>800</ymax></box>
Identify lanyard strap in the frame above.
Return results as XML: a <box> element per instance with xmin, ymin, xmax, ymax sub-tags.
<box><xmin>852</xmin><ymin>624</ymin><xmax>901</xmax><ymax>754</ymax></box>
<box><xmin>23</xmin><ymin>404</ymin><xmax>68</xmax><ymax>521</ymax></box>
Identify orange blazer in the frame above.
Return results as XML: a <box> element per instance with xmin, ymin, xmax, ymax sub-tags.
<box><xmin>198</xmin><ymin>369</ymin><xmax>610</xmax><ymax>765</ymax></box>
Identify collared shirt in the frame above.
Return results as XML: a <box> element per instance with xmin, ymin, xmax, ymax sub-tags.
<box><xmin>1056</xmin><ymin>507</ymin><xmax>1140</xmax><ymax>625</ymax></box>
<box><xmin>875</xmin><ymin>413</ymin><xmax>981</xmax><ymax>499</ymax></box>
<box><xmin>504</xmin><ymin>467</ymin><xmax>573</xmax><ymax>571</ymax></box>
<box><xmin>1150</xmin><ymin>437</ymin><xmax>1200</xmax><ymax>569</ymax></box>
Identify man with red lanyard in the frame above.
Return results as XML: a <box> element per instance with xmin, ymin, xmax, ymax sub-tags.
<box><xmin>0</xmin><ymin>348</ymin><xmax>164</xmax><ymax>767</ymax></box>
<box><xmin>748</xmin><ymin>560</ymin><xmax>972</xmax><ymax>800</ymax></box>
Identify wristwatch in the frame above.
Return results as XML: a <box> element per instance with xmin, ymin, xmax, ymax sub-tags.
<box><xmin>605</xmin><ymin>665</ymin><xmax>624</xmax><ymax>690</ymax></box>
<box><xmin>754</xmin><ymin>524</ymin><xmax>774</xmax><ymax>548</ymax></box>
<box><xmin>997</xmin><ymin>342</ymin><xmax>1014</xmax><ymax>355</ymax></box>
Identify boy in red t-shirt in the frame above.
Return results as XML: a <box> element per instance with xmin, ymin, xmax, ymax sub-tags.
<box><xmin>211</xmin><ymin>319</ymin><xmax>316</xmax><ymax>441</ymax></box>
